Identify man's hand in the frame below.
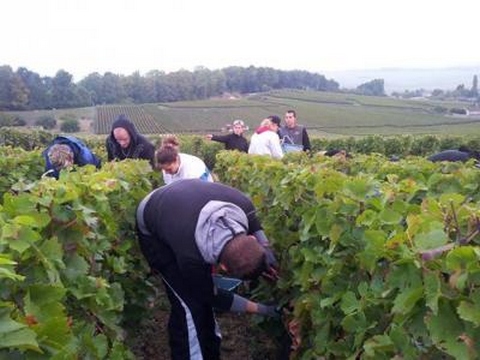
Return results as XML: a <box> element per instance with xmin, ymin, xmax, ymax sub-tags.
<box><xmin>262</xmin><ymin>247</ymin><xmax>279</xmax><ymax>281</ymax></box>
<box><xmin>262</xmin><ymin>265</ymin><xmax>279</xmax><ymax>281</ymax></box>
<box><xmin>264</xmin><ymin>247</ymin><xmax>278</xmax><ymax>268</ymax></box>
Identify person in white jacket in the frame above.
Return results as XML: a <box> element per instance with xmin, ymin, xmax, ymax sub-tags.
<box><xmin>248</xmin><ymin>118</ymin><xmax>284</xmax><ymax>159</ymax></box>
<box><xmin>155</xmin><ymin>135</ymin><xmax>214</xmax><ymax>184</ymax></box>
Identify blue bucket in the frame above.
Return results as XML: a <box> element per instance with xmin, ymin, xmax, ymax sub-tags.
<box><xmin>212</xmin><ymin>274</ymin><xmax>242</xmax><ymax>291</ymax></box>
<box><xmin>282</xmin><ymin>143</ymin><xmax>303</xmax><ymax>153</ymax></box>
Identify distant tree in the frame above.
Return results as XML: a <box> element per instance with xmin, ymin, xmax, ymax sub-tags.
<box><xmin>16</xmin><ymin>67</ymin><xmax>50</xmax><ymax>109</ymax></box>
<box><xmin>452</xmin><ymin>83</ymin><xmax>471</xmax><ymax>98</ymax></box>
<box><xmin>124</xmin><ymin>71</ymin><xmax>147</xmax><ymax>103</ymax></box>
<box><xmin>356</xmin><ymin>79</ymin><xmax>385</xmax><ymax>96</ymax></box>
<box><xmin>102</xmin><ymin>72</ymin><xmax>127</xmax><ymax>104</ymax></box>
<box><xmin>0</xmin><ymin>65</ymin><xmax>30</xmax><ymax>110</ymax></box>
<box><xmin>60</xmin><ymin>118</ymin><xmax>80</xmax><ymax>132</ymax></box>
<box><xmin>0</xmin><ymin>64</ymin><xmax>343</xmax><ymax>108</ymax></box>
<box><xmin>51</xmin><ymin>70</ymin><xmax>77</xmax><ymax>108</ymax></box>
<box><xmin>79</xmin><ymin>72</ymin><xmax>103</xmax><ymax>105</ymax></box>
<box><xmin>471</xmin><ymin>75</ymin><xmax>478</xmax><ymax>97</ymax></box>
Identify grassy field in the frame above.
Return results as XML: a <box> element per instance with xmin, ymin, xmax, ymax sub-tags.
<box><xmin>4</xmin><ymin>90</ymin><xmax>479</xmax><ymax>137</ymax></box>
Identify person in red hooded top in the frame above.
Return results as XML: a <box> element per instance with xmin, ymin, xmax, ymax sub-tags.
<box><xmin>248</xmin><ymin>118</ymin><xmax>283</xmax><ymax>159</ymax></box>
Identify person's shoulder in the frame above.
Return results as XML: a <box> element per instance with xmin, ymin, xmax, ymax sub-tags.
<box><xmin>138</xmin><ymin>134</ymin><xmax>155</xmax><ymax>145</ymax></box>
<box><xmin>180</xmin><ymin>152</ymin><xmax>203</xmax><ymax>162</ymax></box>
<box><xmin>267</xmin><ymin>131</ymin><xmax>279</xmax><ymax>139</ymax></box>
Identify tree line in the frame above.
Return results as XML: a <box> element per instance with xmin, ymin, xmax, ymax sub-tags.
<box><xmin>0</xmin><ymin>65</ymin><xmax>339</xmax><ymax>111</ymax></box>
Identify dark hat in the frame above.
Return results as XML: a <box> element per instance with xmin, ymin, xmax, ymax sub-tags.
<box><xmin>268</xmin><ymin>115</ymin><xmax>281</xmax><ymax>126</ymax></box>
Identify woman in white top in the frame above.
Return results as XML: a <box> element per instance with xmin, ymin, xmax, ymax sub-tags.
<box><xmin>155</xmin><ymin>136</ymin><xmax>214</xmax><ymax>185</ymax></box>
<box><xmin>248</xmin><ymin>118</ymin><xmax>283</xmax><ymax>159</ymax></box>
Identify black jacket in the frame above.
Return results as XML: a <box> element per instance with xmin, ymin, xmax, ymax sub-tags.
<box><xmin>106</xmin><ymin>115</ymin><xmax>155</xmax><ymax>166</ymax></box>
<box><xmin>211</xmin><ymin>133</ymin><xmax>249</xmax><ymax>152</ymax></box>
<box><xmin>428</xmin><ymin>150</ymin><xmax>475</xmax><ymax>162</ymax></box>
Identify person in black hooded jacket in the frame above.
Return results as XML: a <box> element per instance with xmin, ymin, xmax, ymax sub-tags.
<box><xmin>106</xmin><ymin>114</ymin><xmax>155</xmax><ymax>166</ymax></box>
<box><xmin>428</xmin><ymin>146</ymin><xmax>480</xmax><ymax>163</ymax></box>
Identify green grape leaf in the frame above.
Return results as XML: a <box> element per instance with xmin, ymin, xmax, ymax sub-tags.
<box><xmin>426</xmin><ymin>302</ymin><xmax>473</xmax><ymax>359</ymax></box>
<box><xmin>379</xmin><ymin>208</ymin><xmax>403</xmax><ymax>225</ymax></box>
<box><xmin>340</xmin><ymin>291</ymin><xmax>360</xmax><ymax>315</ymax></box>
<box><xmin>363</xmin><ymin>334</ymin><xmax>394</xmax><ymax>357</ymax></box>
<box><xmin>414</xmin><ymin>229</ymin><xmax>449</xmax><ymax>251</ymax></box>
<box><xmin>446</xmin><ymin>246</ymin><xmax>480</xmax><ymax>272</ymax></box>
<box><xmin>392</xmin><ymin>286</ymin><xmax>423</xmax><ymax>315</ymax></box>
<box><xmin>0</xmin><ymin>310</ymin><xmax>39</xmax><ymax>351</ymax></box>
<box><xmin>424</xmin><ymin>271</ymin><xmax>441</xmax><ymax>315</ymax></box>
<box><xmin>457</xmin><ymin>301</ymin><xmax>480</xmax><ymax>327</ymax></box>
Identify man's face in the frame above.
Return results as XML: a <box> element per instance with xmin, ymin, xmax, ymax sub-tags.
<box><xmin>232</xmin><ymin>124</ymin><xmax>244</xmax><ymax>135</ymax></box>
<box><xmin>285</xmin><ymin>112</ymin><xmax>296</xmax><ymax>128</ymax></box>
<box><xmin>113</xmin><ymin>128</ymin><xmax>131</xmax><ymax>148</ymax></box>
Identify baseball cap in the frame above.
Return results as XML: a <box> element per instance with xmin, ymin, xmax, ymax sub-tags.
<box><xmin>268</xmin><ymin>115</ymin><xmax>281</xmax><ymax>126</ymax></box>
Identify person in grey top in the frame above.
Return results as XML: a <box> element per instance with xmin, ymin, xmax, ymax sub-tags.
<box><xmin>279</xmin><ymin>109</ymin><xmax>311</xmax><ymax>152</ymax></box>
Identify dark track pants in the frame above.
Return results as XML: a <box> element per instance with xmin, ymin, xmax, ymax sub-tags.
<box><xmin>161</xmin><ymin>267</ymin><xmax>221</xmax><ymax>360</ymax></box>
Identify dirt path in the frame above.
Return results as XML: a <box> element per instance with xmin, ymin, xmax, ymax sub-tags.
<box><xmin>127</xmin><ymin>305</ymin><xmax>279</xmax><ymax>359</ymax></box>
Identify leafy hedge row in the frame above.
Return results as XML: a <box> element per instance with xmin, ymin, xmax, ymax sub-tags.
<box><xmin>3</xmin><ymin>127</ymin><xmax>480</xmax><ymax>166</ymax></box>
<box><xmin>0</xmin><ymin>160</ymin><xmax>157</xmax><ymax>359</ymax></box>
<box><xmin>215</xmin><ymin>151</ymin><xmax>480</xmax><ymax>359</ymax></box>
<box><xmin>2</xmin><ymin>142</ymin><xmax>480</xmax><ymax>358</ymax></box>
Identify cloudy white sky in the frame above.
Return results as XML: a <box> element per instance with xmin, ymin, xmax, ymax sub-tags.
<box><xmin>2</xmin><ymin>0</ymin><xmax>479</xmax><ymax>81</ymax></box>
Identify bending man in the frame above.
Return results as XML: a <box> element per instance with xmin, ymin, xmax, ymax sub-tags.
<box><xmin>136</xmin><ymin>179</ymin><xmax>278</xmax><ymax>359</ymax></box>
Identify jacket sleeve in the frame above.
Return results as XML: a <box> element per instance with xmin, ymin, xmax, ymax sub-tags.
<box><xmin>243</xmin><ymin>139</ymin><xmax>250</xmax><ymax>153</ymax></box>
<box><xmin>269</xmin><ymin>134</ymin><xmax>284</xmax><ymax>159</ymax></box>
<box><xmin>106</xmin><ymin>137</ymin><xmax>115</xmax><ymax>161</ymax></box>
<box><xmin>140</xmin><ymin>139</ymin><xmax>156</xmax><ymax>167</ymax></box>
<box><xmin>302</xmin><ymin>127</ymin><xmax>311</xmax><ymax>151</ymax></box>
<box><xmin>235</xmin><ymin>195</ymin><xmax>263</xmax><ymax>235</ymax></box>
<box><xmin>211</xmin><ymin>134</ymin><xmax>229</xmax><ymax>144</ymax></box>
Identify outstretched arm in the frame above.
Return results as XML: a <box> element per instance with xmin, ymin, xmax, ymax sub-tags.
<box><xmin>213</xmin><ymin>288</ymin><xmax>279</xmax><ymax>317</ymax></box>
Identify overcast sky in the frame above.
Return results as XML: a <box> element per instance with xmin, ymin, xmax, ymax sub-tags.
<box><xmin>2</xmin><ymin>0</ymin><xmax>479</xmax><ymax>82</ymax></box>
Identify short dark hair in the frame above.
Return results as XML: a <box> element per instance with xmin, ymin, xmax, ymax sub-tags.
<box><xmin>219</xmin><ymin>234</ymin><xmax>266</xmax><ymax>280</ymax></box>
<box><xmin>286</xmin><ymin>109</ymin><xmax>296</xmax><ymax>118</ymax></box>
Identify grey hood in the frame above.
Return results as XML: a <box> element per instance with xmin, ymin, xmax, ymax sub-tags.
<box><xmin>195</xmin><ymin>200</ymin><xmax>248</xmax><ymax>264</ymax></box>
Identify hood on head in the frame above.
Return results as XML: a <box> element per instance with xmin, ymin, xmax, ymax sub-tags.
<box><xmin>255</xmin><ymin>126</ymin><xmax>271</xmax><ymax>134</ymax></box>
<box><xmin>110</xmin><ymin>114</ymin><xmax>139</xmax><ymax>143</ymax></box>
<box><xmin>195</xmin><ymin>200</ymin><xmax>248</xmax><ymax>264</ymax></box>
